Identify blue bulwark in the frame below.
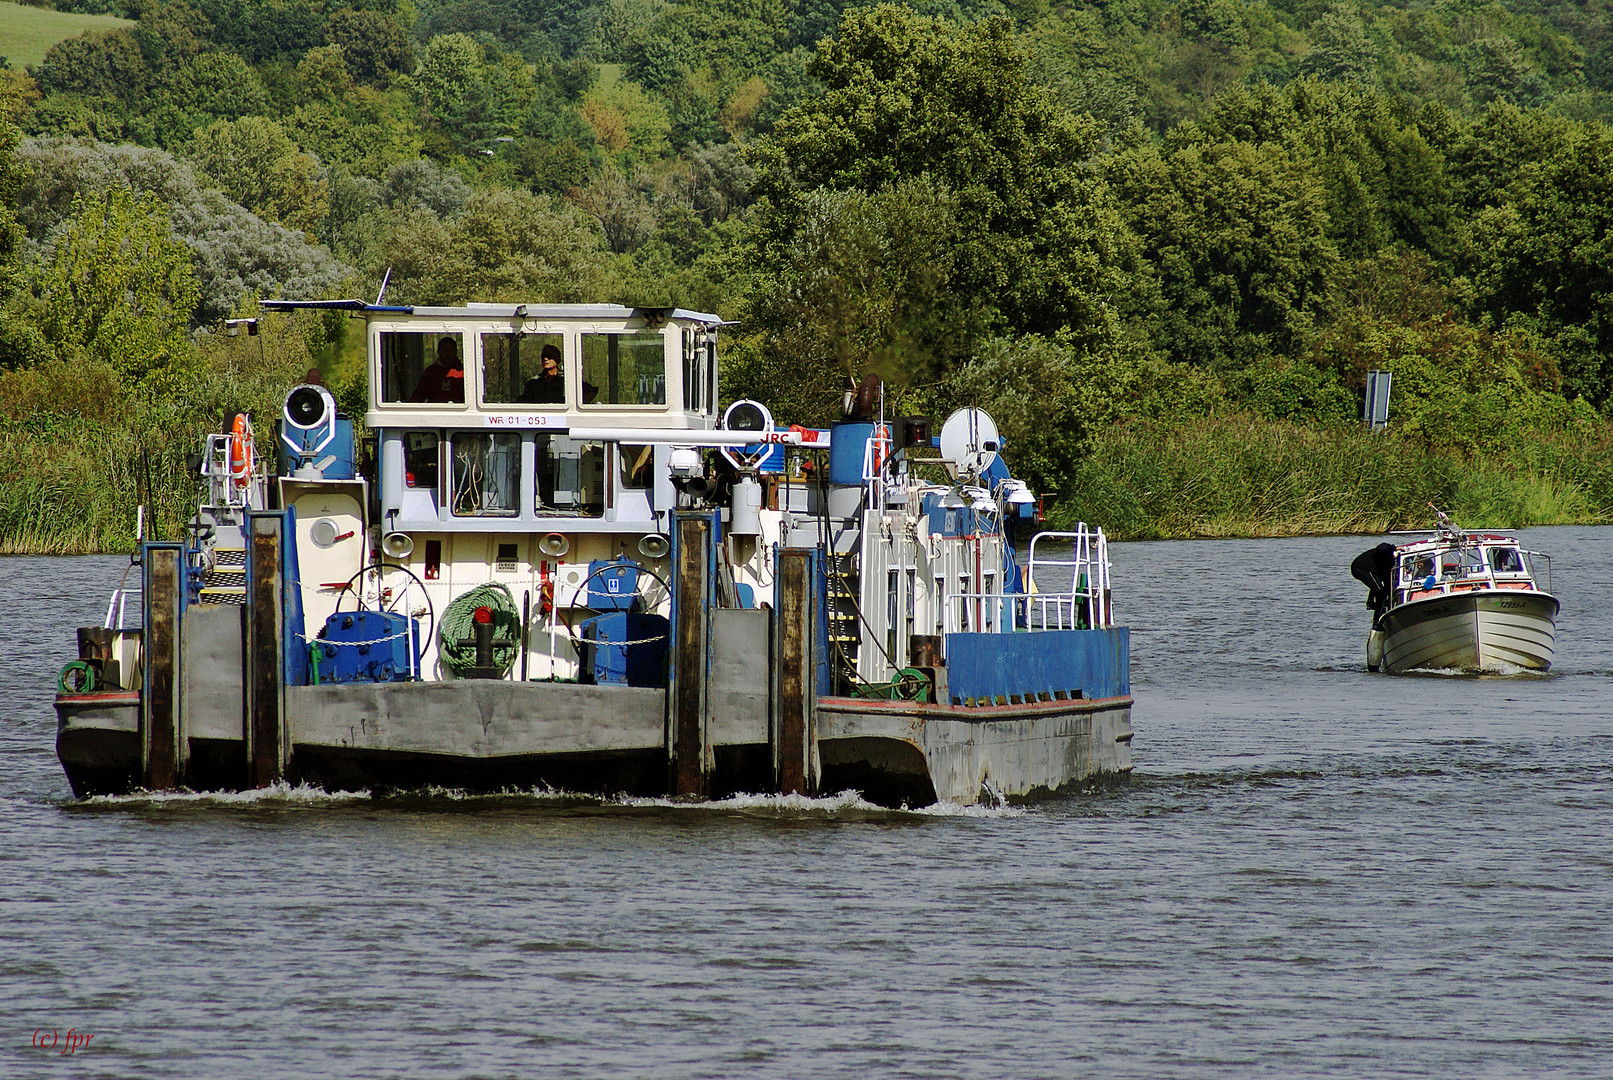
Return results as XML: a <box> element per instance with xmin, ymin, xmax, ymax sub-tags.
<box><xmin>281</xmin><ymin>506</ymin><xmax>310</xmax><ymax>687</ymax></box>
<box><xmin>944</xmin><ymin>628</ymin><xmax>1129</xmax><ymax>705</ymax></box>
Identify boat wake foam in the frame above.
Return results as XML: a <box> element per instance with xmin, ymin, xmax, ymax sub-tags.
<box><xmin>1400</xmin><ymin>663</ymin><xmax>1553</xmax><ymax>678</ymax></box>
<box><xmin>70</xmin><ymin>781</ymin><xmax>372</xmax><ymax>810</ymax></box>
<box><xmin>69</xmin><ymin>783</ymin><xmax>1024</xmax><ymax>819</ymax></box>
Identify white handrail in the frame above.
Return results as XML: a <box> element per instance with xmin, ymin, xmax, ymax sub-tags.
<box><xmin>935</xmin><ymin>525</ymin><xmax>1113</xmax><ymax>635</ymax></box>
<box><xmin>861</xmin><ymin>424</ymin><xmax>892</xmax><ymax>508</ymax></box>
<box><xmin>1027</xmin><ymin>526</ymin><xmax>1111</xmax><ymax>629</ymax></box>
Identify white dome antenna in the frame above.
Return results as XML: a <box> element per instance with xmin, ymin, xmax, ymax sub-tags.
<box><xmin>938</xmin><ymin>408</ymin><xmax>1000</xmax><ymax>480</ymax></box>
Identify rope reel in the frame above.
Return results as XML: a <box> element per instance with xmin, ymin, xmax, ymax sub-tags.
<box><xmin>439</xmin><ymin>582</ymin><xmax>521</xmax><ymax>678</ymax></box>
<box><xmin>58</xmin><ymin>660</ymin><xmax>97</xmax><ymax>695</ymax></box>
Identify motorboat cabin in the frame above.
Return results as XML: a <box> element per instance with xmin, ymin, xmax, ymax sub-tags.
<box><xmin>1351</xmin><ymin>522</ymin><xmax>1557</xmax><ymax>673</ymax></box>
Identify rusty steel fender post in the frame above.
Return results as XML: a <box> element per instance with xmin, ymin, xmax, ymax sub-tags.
<box><xmin>141</xmin><ymin>543</ymin><xmax>185</xmax><ymax>790</ymax></box>
<box><xmin>773</xmin><ymin>548</ymin><xmax>820</xmax><ymax>795</ymax></box>
<box><xmin>246</xmin><ymin>511</ymin><xmax>288</xmax><ymax>787</ymax></box>
<box><xmin>668</xmin><ymin>512</ymin><xmax>714</xmax><ymax>797</ymax></box>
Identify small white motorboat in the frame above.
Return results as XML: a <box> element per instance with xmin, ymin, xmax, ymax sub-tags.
<box><xmin>1350</xmin><ymin>512</ymin><xmax>1558</xmax><ymax>673</ymax></box>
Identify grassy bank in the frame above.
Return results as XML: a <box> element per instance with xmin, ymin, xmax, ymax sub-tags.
<box><xmin>0</xmin><ymin>1</ymin><xmax>132</xmax><ymax>69</ymax></box>
<box><xmin>1051</xmin><ymin>416</ymin><xmax>1613</xmax><ymax>540</ymax></box>
<box><xmin>0</xmin><ymin>313</ymin><xmax>320</xmax><ymax>554</ymax></box>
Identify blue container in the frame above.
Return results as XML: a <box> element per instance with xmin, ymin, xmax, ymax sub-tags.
<box><xmin>578</xmin><ymin>612</ymin><xmax>670</xmax><ymax>687</ymax></box>
<box><xmin>313</xmin><ymin>609</ymin><xmax>418</xmax><ymax>683</ymax></box>
<box><xmin>588</xmin><ymin>558</ymin><xmax>642</xmax><ymax>612</ymax></box>
<box><xmin>828</xmin><ymin>422</ymin><xmax>875</xmax><ymax>486</ymax></box>
<box><xmin>281</xmin><ymin>416</ymin><xmax>357</xmax><ymax>480</ymax></box>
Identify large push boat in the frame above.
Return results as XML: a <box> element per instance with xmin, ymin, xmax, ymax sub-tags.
<box><xmin>1350</xmin><ymin>513</ymin><xmax>1557</xmax><ymax>674</ymax></box>
<box><xmin>54</xmin><ymin>302</ymin><xmax>1132</xmax><ymax>805</ymax></box>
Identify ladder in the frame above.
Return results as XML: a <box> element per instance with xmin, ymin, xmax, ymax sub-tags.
<box><xmin>198</xmin><ymin>546</ymin><xmax>248</xmax><ymax>605</ymax></box>
<box><xmin>826</xmin><ymin>552</ymin><xmax>860</xmax><ymax>690</ymax></box>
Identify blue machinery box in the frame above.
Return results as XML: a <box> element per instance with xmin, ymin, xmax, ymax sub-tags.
<box><xmin>579</xmin><ymin>611</ymin><xmax>670</xmax><ymax>687</ymax></box>
<box><xmin>578</xmin><ymin>557</ymin><xmax>669</xmax><ymax>686</ymax></box>
<box><xmin>312</xmin><ymin>609</ymin><xmax>419</xmax><ymax>683</ymax></box>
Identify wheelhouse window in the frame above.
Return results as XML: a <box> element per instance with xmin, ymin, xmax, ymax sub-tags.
<box><xmin>581</xmin><ymin>330</ymin><xmax>666</xmax><ymax>406</ymax></box>
<box><xmin>379</xmin><ymin>331</ymin><xmax>466</xmax><ymax>405</ymax></box>
<box><xmin>619</xmin><ymin>444</ymin><xmax>654</xmax><ymax>490</ymax></box>
<box><xmin>535</xmin><ymin>434</ymin><xmax>604</xmax><ymax>517</ymax></box>
<box><xmin>449</xmin><ymin>433</ymin><xmax>521</xmax><ymax>517</ymax></box>
<box><xmin>1440</xmin><ymin>548</ymin><xmax>1485</xmax><ymax>580</ymax></box>
<box><xmin>683</xmin><ymin>330</ymin><xmax>712</xmax><ymax>413</ymax></box>
<box><xmin>404</xmin><ymin>432</ymin><xmax>439</xmax><ymax>491</ymax></box>
<box><xmin>481</xmin><ymin>331</ymin><xmax>566</xmax><ymax>406</ymax></box>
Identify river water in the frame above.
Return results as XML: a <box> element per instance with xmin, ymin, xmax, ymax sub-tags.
<box><xmin>4</xmin><ymin>528</ymin><xmax>1611</xmax><ymax>1078</ymax></box>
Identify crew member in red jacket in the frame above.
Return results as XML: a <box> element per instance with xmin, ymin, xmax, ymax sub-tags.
<box><xmin>410</xmin><ymin>338</ymin><xmax>464</xmax><ymax>403</ymax></box>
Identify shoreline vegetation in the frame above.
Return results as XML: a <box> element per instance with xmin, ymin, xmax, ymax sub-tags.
<box><xmin>4</xmin><ymin>2</ymin><xmax>1613</xmax><ymax>551</ymax></box>
<box><xmin>4</xmin><ymin>393</ymin><xmax>1606</xmax><ymax>556</ymax></box>
<box><xmin>1049</xmin><ymin>416</ymin><xmax>1613</xmax><ymax>541</ymax></box>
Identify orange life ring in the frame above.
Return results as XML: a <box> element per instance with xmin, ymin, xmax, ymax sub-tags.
<box><xmin>872</xmin><ymin>423</ymin><xmax>890</xmax><ymax>474</ymax></box>
<box><xmin>230</xmin><ymin>414</ymin><xmax>252</xmax><ymax>487</ymax></box>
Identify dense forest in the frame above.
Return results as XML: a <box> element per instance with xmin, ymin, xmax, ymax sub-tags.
<box><xmin>2</xmin><ymin>0</ymin><xmax>1612</xmax><ymax>549</ymax></box>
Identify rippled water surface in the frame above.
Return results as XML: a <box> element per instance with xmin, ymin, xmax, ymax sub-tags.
<box><xmin>4</xmin><ymin>529</ymin><xmax>1612</xmax><ymax>1078</ymax></box>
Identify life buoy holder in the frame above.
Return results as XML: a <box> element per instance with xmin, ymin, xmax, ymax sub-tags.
<box><xmin>871</xmin><ymin>423</ymin><xmax>891</xmax><ymax>475</ymax></box>
<box><xmin>230</xmin><ymin>414</ymin><xmax>253</xmax><ymax>488</ymax></box>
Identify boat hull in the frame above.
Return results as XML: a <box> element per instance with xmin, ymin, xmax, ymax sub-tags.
<box><xmin>1378</xmin><ymin>589</ymin><xmax>1558</xmax><ymax>673</ymax></box>
<box><xmin>54</xmin><ymin>682</ymin><xmax>1131</xmax><ymax>806</ymax></box>
<box><xmin>818</xmin><ymin>694</ymin><xmax>1133</xmax><ymax>806</ymax></box>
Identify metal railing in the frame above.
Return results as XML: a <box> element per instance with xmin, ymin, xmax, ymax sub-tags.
<box><xmin>862</xmin><ymin>423</ymin><xmax>893</xmax><ymax>507</ymax></box>
<box><xmin>1026</xmin><ymin>527</ymin><xmax>1111</xmax><ymax>629</ymax></box>
<box><xmin>939</xmin><ymin>526</ymin><xmax>1112</xmax><ymax>634</ymax></box>
<box><xmin>202</xmin><ymin>432</ymin><xmax>266</xmax><ymax>510</ymax></box>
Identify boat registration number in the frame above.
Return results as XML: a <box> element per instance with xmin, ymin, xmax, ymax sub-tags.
<box><xmin>480</xmin><ymin>414</ymin><xmax>563</xmax><ymax>429</ymax></box>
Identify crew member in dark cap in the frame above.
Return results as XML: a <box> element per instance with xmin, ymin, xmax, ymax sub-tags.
<box><xmin>520</xmin><ymin>343</ymin><xmax>566</xmax><ymax>404</ymax></box>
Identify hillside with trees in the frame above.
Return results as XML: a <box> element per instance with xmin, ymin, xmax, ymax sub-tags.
<box><xmin>1</xmin><ymin>0</ymin><xmax>1611</xmax><ymax>548</ymax></box>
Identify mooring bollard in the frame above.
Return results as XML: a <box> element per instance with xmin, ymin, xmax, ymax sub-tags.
<box><xmin>141</xmin><ymin>543</ymin><xmax>184</xmax><ymax>790</ymax></box>
<box><xmin>669</xmin><ymin>512</ymin><xmax>714</xmax><ymax>797</ymax></box>
<box><xmin>246</xmin><ymin>511</ymin><xmax>288</xmax><ymax>787</ymax></box>
<box><xmin>773</xmin><ymin>548</ymin><xmax>820</xmax><ymax>795</ymax></box>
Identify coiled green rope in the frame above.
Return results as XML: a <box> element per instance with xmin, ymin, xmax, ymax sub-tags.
<box><xmin>438</xmin><ymin>582</ymin><xmax>521</xmax><ymax>677</ymax></box>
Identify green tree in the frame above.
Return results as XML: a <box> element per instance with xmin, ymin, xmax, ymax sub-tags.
<box><xmin>0</xmin><ymin>116</ymin><xmax>34</xmax><ymax>370</ymax></box>
<box><xmin>1191</xmin><ymin>80</ymin><xmax>1455</xmax><ymax>260</ymax></box>
<box><xmin>749</xmin><ymin>5</ymin><xmax>1129</xmax><ymax>347</ymax></box>
<box><xmin>1109</xmin><ymin>136</ymin><xmax>1338</xmax><ymax>368</ymax></box>
<box><xmin>580</xmin><ymin>77</ymin><xmax>673</xmax><ymax>163</ymax></box>
<box><xmin>1299</xmin><ymin>4</ymin><xmax>1378</xmax><ymax>85</ymax></box>
<box><xmin>13</xmin><ymin>138</ymin><xmax>348</xmax><ymax>325</ymax></box>
<box><xmin>35</xmin><ymin>29</ymin><xmax>151</xmax><ymax>110</ymax></box>
<box><xmin>191</xmin><ymin>116</ymin><xmax>329</xmax><ymax>235</ymax></box>
<box><xmin>740</xmin><ymin>179</ymin><xmax>961</xmax><ymax>418</ymax></box>
<box><xmin>415</xmin><ymin>33</ymin><xmax>485</xmax><ymax>132</ymax></box>
<box><xmin>133</xmin><ymin>52</ymin><xmax>273</xmax><ymax>149</ymax></box>
<box><xmin>1461</xmin><ymin>119</ymin><xmax>1613</xmax><ymax>406</ymax></box>
<box><xmin>0</xmin><ymin>118</ymin><xmax>23</xmax><ymax>269</ymax></box>
<box><xmin>287</xmin><ymin>85</ymin><xmax>426</xmax><ymax>178</ymax></box>
<box><xmin>355</xmin><ymin>189</ymin><xmax>613</xmax><ymax>304</ymax></box>
<box><xmin>34</xmin><ymin>187</ymin><xmax>200</xmax><ymax>381</ymax></box>
<box><xmin>326</xmin><ymin>8</ymin><xmax>413</xmax><ymax>87</ymax></box>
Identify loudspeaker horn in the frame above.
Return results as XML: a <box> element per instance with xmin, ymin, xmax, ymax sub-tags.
<box><xmin>381</xmin><ymin>532</ymin><xmax>414</xmax><ymax>559</ymax></box>
<box><xmin>637</xmin><ymin>533</ymin><xmax>670</xmax><ymax>559</ymax></box>
<box><xmin>538</xmin><ymin>532</ymin><xmax>570</xmax><ymax>557</ymax></box>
